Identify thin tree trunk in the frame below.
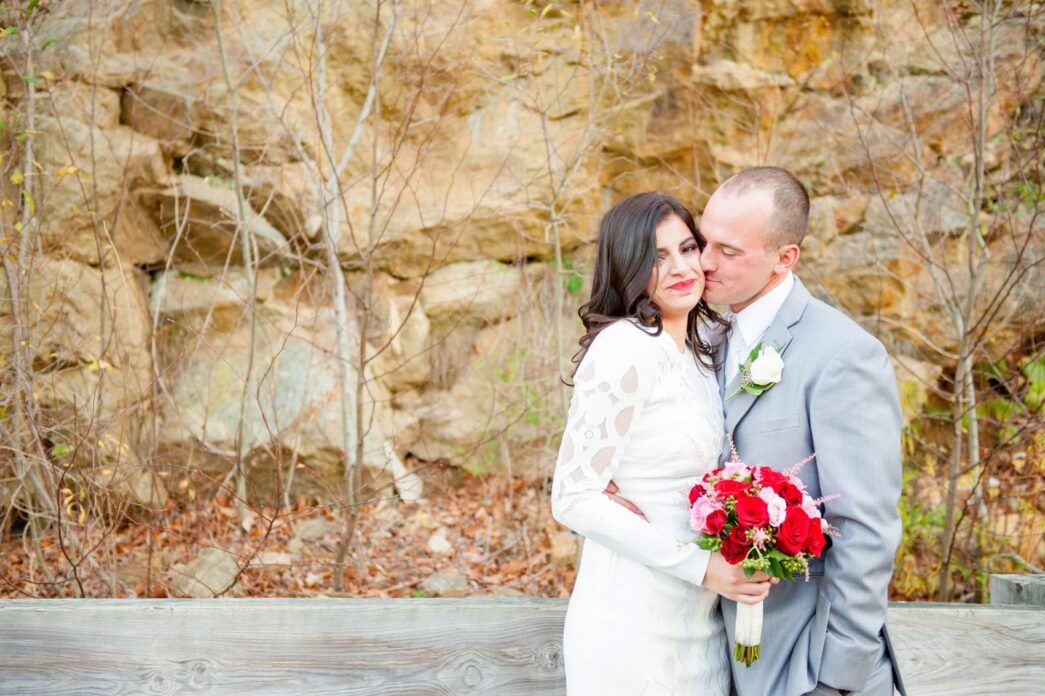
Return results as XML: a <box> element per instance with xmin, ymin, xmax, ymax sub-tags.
<box><xmin>213</xmin><ymin>0</ymin><xmax>258</xmax><ymax>521</ymax></box>
<box><xmin>937</xmin><ymin>348</ymin><xmax>965</xmax><ymax>601</ymax></box>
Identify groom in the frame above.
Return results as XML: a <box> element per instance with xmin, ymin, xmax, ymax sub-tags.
<box><xmin>698</xmin><ymin>166</ymin><xmax>904</xmax><ymax>696</ymax></box>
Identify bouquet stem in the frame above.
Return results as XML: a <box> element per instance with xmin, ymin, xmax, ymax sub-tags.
<box><xmin>734</xmin><ymin>643</ymin><xmax>760</xmax><ymax>666</ymax></box>
<box><xmin>734</xmin><ymin>600</ymin><xmax>763</xmax><ymax>667</ymax></box>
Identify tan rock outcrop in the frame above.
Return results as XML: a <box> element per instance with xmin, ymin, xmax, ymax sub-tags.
<box><xmin>0</xmin><ymin>258</ymin><xmax>152</xmax><ymax>421</ymax></box>
<box><xmin>138</xmin><ymin>174</ymin><xmax>290</xmax><ymax>265</ymax></box>
<box><xmin>33</xmin><ymin>115</ymin><xmax>168</xmax><ymax>266</ymax></box>
<box><xmin>420</xmin><ymin>260</ymin><xmax>526</xmax><ymax>324</ymax></box>
<box><xmin>155</xmin><ymin>297</ymin><xmax>421</xmax><ymax>502</ymax></box>
<box><xmin>366</xmin><ymin>274</ymin><xmax>432</xmax><ymax>394</ymax></box>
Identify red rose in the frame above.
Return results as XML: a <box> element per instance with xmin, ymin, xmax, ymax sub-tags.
<box><xmin>779</xmin><ymin>483</ymin><xmax>803</xmax><ymax>507</ymax></box>
<box><xmin>758</xmin><ymin>468</ymin><xmax>788</xmax><ymax>492</ymax></box>
<box><xmin>721</xmin><ymin>530</ymin><xmax>751</xmax><ymax>565</ymax></box>
<box><xmin>777</xmin><ymin>508</ymin><xmax>811</xmax><ymax>555</ymax></box>
<box><xmin>705</xmin><ymin>509</ymin><xmax>728</xmax><ymax>535</ymax></box>
<box><xmin>729</xmin><ymin>524</ymin><xmax>750</xmax><ymax>545</ymax></box>
<box><xmin>805</xmin><ymin>520</ymin><xmax>827</xmax><ymax>556</ymax></box>
<box><xmin>688</xmin><ymin>484</ymin><xmax>705</xmax><ymax>506</ymax></box>
<box><xmin>735</xmin><ymin>494</ymin><xmax>769</xmax><ymax>528</ymax></box>
<box><xmin>715</xmin><ymin>479</ymin><xmax>749</xmax><ymax>498</ymax></box>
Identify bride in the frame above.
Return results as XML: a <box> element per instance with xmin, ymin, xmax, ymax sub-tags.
<box><xmin>551</xmin><ymin>192</ymin><xmax>773</xmax><ymax>695</ymax></box>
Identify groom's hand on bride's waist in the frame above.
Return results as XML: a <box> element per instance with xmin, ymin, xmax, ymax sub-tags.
<box><xmin>602</xmin><ymin>480</ymin><xmax>648</xmax><ymax>521</ymax></box>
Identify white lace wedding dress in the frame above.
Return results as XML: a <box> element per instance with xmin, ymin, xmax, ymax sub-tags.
<box><xmin>552</xmin><ymin>319</ymin><xmax>729</xmax><ymax>695</ymax></box>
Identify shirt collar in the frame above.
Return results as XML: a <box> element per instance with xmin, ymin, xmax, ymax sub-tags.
<box><xmin>730</xmin><ymin>272</ymin><xmax>795</xmax><ymax>348</ymax></box>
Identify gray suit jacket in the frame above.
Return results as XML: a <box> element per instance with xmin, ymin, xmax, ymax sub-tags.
<box><xmin>714</xmin><ymin>277</ymin><xmax>904</xmax><ymax>696</ymax></box>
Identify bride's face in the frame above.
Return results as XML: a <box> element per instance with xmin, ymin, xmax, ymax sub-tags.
<box><xmin>644</xmin><ymin>215</ymin><xmax>705</xmax><ymax>322</ymax></box>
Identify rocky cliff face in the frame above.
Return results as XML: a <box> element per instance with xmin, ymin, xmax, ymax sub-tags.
<box><xmin>1</xmin><ymin>0</ymin><xmax>1040</xmax><ymax>505</ymax></box>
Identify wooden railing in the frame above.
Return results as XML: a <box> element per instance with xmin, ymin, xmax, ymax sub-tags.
<box><xmin>1</xmin><ymin>597</ymin><xmax>1042</xmax><ymax>695</ymax></box>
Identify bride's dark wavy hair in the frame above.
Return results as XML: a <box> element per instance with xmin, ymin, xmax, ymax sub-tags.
<box><xmin>571</xmin><ymin>192</ymin><xmax>727</xmax><ymax>378</ymax></box>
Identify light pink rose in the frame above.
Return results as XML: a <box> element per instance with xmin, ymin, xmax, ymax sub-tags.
<box><xmin>802</xmin><ymin>496</ymin><xmax>822</xmax><ymax>519</ymax></box>
<box><xmin>789</xmin><ymin>474</ymin><xmax>808</xmax><ymax>492</ymax></box>
<box><xmin>722</xmin><ymin>460</ymin><xmax>751</xmax><ymax>477</ymax></box>
<box><xmin>690</xmin><ymin>495</ymin><xmax>724</xmax><ymax>532</ymax></box>
<box><xmin>759</xmin><ymin>487</ymin><xmax>787</xmax><ymax>527</ymax></box>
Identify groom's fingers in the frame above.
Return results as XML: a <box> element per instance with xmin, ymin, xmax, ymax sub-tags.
<box><xmin>604</xmin><ymin>491</ymin><xmax>649</xmax><ymax>521</ymax></box>
<box><xmin>602</xmin><ymin>480</ymin><xmax>649</xmax><ymax>520</ymax></box>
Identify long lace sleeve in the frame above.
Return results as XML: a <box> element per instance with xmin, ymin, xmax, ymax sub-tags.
<box><xmin>551</xmin><ymin>321</ymin><xmax>711</xmax><ymax>586</ymax></box>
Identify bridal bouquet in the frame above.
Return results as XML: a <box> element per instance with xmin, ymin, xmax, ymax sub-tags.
<box><xmin>689</xmin><ymin>444</ymin><xmax>834</xmax><ymax>666</ymax></box>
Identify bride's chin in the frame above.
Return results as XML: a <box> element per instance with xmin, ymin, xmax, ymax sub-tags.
<box><xmin>662</xmin><ymin>303</ymin><xmax>700</xmax><ymax>322</ymax></box>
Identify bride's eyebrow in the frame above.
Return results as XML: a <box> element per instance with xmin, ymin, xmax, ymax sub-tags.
<box><xmin>655</xmin><ymin>240</ymin><xmax>697</xmax><ymax>253</ymax></box>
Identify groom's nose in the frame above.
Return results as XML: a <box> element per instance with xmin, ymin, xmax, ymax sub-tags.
<box><xmin>700</xmin><ymin>248</ymin><xmax>716</xmax><ymax>273</ymax></box>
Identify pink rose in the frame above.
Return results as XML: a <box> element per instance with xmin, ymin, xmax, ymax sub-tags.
<box><xmin>801</xmin><ymin>496</ymin><xmax>822</xmax><ymax>520</ymax></box>
<box><xmin>759</xmin><ymin>488</ymin><xmax>787</xmax><ymax>527</ymax></box>
<box><xmin>690</xmin><ymin>496</ymin><xmax>724</xmax><ymax>533</ymax></box>
<box><xmin>722</xmin><ymin>459</ymin><xmax>751</xmax><ymax>476</ymax></box>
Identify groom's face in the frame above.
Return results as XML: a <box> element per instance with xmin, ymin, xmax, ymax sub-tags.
<box><xmin>699</xmin><ymin>188</ymin><xmax>785</xmax><ymax>312</ymax></box>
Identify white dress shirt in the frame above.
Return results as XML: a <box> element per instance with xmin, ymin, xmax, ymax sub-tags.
<box><xmin>725</xmin><ymin>272</ymin><xmax>795</xmax><ymax>383</ymax></box>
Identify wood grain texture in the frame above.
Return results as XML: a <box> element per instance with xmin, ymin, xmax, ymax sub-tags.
<box><xmin>990</xmin><ymin>574</ymin><xmax>1045</xmax><ymax>606</ymax></box>
<box><xmin>0</xmin><ymin>599</ymin><xmax>564</xmax><ymax>695</ymax></box>
<box><xmin>888</xmin><ymin>604</ymin><xmax>1045</xmax><ymax>696</ymax></box>
<box><xmin>0</xmin><ymin>599</ymin><xmax>1041</xmax><ymax>695</ymax></box>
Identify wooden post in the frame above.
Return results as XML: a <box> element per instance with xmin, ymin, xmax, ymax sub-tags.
<box><xmin>990</xmin><ymin>574</ymin><xmax>1045</xmax><ymax>606</ymax></box>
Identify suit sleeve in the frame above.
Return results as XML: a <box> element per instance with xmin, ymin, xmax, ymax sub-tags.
<box><xmin>551</xmin><ymin>324</ymin><xmax>711</xmax><ymax>586</ymax></box>
<box><xmin>809</xmin><ymin>335</ymin><xmax>902</xmax><ymax>690</ymax></box>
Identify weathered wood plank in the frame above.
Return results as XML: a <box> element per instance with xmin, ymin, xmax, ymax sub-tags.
<box><xmin>991</xmin><ymin>574</ymin><xmax>1045</xmax><ymax>606</ymax></box>
<box><xmin>0</xmin><ymin>599</ymin><xmax>1041</xmax><ymax>695</ymax></box>
<box><xmin>888</xmin><ymin>604</ymin><xmax>1045</xmax><ymax>696</ymax></box>
<box><xmin>0</xmin><ymin>599</ymin><xmax>564</xmax><ymax>695</ymax></box>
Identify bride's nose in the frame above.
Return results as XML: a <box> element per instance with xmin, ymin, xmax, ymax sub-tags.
<box><xmin>668</xmin><ymin>253</ymin><xmax>690</xmax><ymax>276</ymax></box>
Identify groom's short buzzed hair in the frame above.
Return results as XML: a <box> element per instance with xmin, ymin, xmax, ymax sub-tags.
<box><xmin>717</xmin><ymin>166</ymin><xmax>810</xmax><ymax>248</ymax></box>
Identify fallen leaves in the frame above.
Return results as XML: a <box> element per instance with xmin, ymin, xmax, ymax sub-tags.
<box><xmin>0</xmin><ymin>472</ymin><xmax>577</xmax><ymax>600</ymax></box>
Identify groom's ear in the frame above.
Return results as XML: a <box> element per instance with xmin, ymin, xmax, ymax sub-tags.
<box><xmin>774</xmin><ymin>244</ymin><xmax>800</xmax><ymax>273</ymax></box>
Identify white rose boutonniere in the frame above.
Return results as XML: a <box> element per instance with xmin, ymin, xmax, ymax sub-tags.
<box><xmin>727</xmin><ymin>343</ymin><xmax>783</xmax><ymax>401</ymax></box>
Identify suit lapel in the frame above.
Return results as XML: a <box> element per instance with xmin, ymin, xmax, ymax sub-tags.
<box><xmin>723</xmin><ymin>278</ymin><xmax>812</xmax><ymax>436</ymax></box>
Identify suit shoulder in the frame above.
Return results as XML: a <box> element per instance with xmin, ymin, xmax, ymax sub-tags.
<box><xmin>802</xmin><ymin>297</ymin><xmax>888</xmax><ymax>356</ymax></box>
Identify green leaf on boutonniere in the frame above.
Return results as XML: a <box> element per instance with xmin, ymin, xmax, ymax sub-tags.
<box><xmin>743</xmin><ymin>342</ymin><xmax>764</xmax><ymax>365</ymax></box>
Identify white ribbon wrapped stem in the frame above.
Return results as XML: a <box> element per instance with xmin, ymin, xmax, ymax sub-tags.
<box><xmin>734</xmin><ymin>600</ymin><xmax>763</xmax><ymax>666</ymax></box>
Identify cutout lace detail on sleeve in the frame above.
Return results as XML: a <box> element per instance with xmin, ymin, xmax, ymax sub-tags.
<box><xmin>552</xmin><ymin>323</ymin><xmax>657</xmax><ymax>515</ymax></box>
